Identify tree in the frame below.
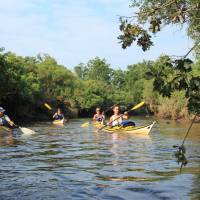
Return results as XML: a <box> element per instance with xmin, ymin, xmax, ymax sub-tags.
<box><xmin>74</xmin><ymin>63</ymin><xmax>87</xmax><ymax>80</ymax></box>
<box><xmin>84</xmin><ymin>57</ymin><xmax>113</xmax><ymax>83</ymax></box>
<box><xmin>74</xmin><ymin>80</ymin><xmax>112</xmax><ymax>110</ymax></box>
<box><xmin>118</xmin><ymin>0</ymin><xmax>200</xmax><ymax>52</ymax></box>
<box><xmin>118</xmin><ymin>1</ymin><xmax>200</xmax><ymax>114</ymax></box>
<box><xmin>36</xmin><ymin>54</ymin><xmax>76</xmax><ymax>99</ymax></box>
<box><xmin>145</xmin><ymin>55</ymin><xmax>200</xmax><ymax>114</ymax></box>
<box><xmin>110</xmin><ymin>69</ymin><xmax>126</xmax><ymax>89</ymax></box>
<box><xmin>0</xmin><ymin>51</ymin><xmax>40</xmax><ymax>102</ymax></box>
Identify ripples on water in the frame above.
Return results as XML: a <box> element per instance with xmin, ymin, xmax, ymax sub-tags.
<box><xmin>0</xmin><ymin>118</ymin><xmax>200</xmax><ymax>200</ymax></box>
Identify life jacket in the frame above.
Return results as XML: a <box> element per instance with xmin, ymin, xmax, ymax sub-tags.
<box><xmin>0</xmin><ymin>115</ymin><xmax>13</xmax><ymax>128</ymax></box>
<box><xmin>54</xmin><ymin>114</ymin><xmax>64</xmax><ymax>120</ymax></box>
<box><xmin>110</xmin><ymin>115</ymin><xmax>123</xmax><ymax>126</ymax></box>
<box><xmin>95</xmin><ymin>114</ymin><xmax>105</xmax><ymax>122</ymax></box>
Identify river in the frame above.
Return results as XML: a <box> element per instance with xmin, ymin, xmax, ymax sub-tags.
<box><xmin>0</xmin><ymin>117</ymin><xmax>199</xmax><ymax>200</ymax></box>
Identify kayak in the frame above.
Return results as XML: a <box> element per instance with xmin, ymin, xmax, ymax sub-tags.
<box><xmin>52</xmin><ymin>119</ymin><xmax>64</xmax><ymax>125</ymax></box>
<box><xmin>93</xmin><ymin>121</ymin><xmax>104</xmax><ymax>128</ymax></box>
<box><xmin>0</xmin><ymin>126</ymin><xmax>23</xmax><ymax>135</ymax></box>
<box><xmin>102</xmin><ymin>121</ymin><xmax>156</xmax><ymax>134</ymax></box>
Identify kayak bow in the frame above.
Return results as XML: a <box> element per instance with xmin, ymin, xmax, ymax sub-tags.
<box><xmin>53</xmin><ymin>119</ymin><xmax>65</xmax><ymax>125</ymax></box>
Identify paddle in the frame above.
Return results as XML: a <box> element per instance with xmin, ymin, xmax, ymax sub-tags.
<box><xmin>97</xmin><ymin>101</ymin><xmax>145</xmax><ymax>132</ymax></box>
<box><xmin>1</xmin><ymin>124</ymin><xmax>35</xmax><ymax>135</ymax></box>
<box><xmin>5</xmin><ymin>121</ymin><xmax>35</xmax><ymax>135</ymax></box>
<box><xmin>44</xmin><ymin>102</ymin><xmax>66</xmax><ymax>123</ymax></box>
<box><xmin>44</xmin><ymin>103</ymin><xmax>52</xmax><ymax>111</ymax></box>
<box><xmin>11</xmin><ymin>121</ymin><xmax>36</xmax><ymax>135</ymax></box>
<box><xmin>44</xmin><ymin>102</ymin><xmax>56</xmax><ymax>119</ymax></box>
<box><xmin>18</xmin><ymin>127</ymin><xmax>35</xmax><ymax>135</ymax></box>
<box><xmin>81</xmin><ymin>104</ymin><xmax>118</xmax><ymax>128</ymax></box>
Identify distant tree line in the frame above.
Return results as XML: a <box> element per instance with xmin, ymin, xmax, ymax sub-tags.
<box><xmin>0</xmin><ymin>47</ymin><xmax>199</xmax><ymax>121</ymax></box>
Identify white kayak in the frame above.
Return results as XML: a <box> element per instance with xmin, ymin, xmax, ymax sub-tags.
<box><xmin>102</xmin><ymin>121</ymin><xmax>156</xmax><ymax>135</ymax></box>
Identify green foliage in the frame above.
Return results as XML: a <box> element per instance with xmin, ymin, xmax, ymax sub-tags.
<box><xmin>145</xmin><ymin>55</ymin><xmax>200</xmax><ymax>114</ymax></box>
<box><xmin>192</xmin><ymin>60</ymin><xmax>200</xmax><ymax>76</ymax></box>
<box><xmin>0</xmin><ymin>46</ymin><xmax>199</xmax><ymax>119</ymax></box>
<box><xmin>146</xmin><ymin>55</ymin><xmax>175</xmax><ymax>97</ymax></box>
<box><xmin>110</xmin><ymin>69</ymin><xmax>126</xmax><ymax>89</ymax></box>
<box><xmin>174</xmin><ymin>145</ymin><xmax>188</xmax><ymax>170</ymax></box>
<box><xmin>157</xmin><ymin>91</ymin><xmax>188</xmax><ymax>120</ymax></box>
<box><xmin>74</xmin><ymin>63</ymin><xmax>87</xmax><ymax>79</ymax></box>
<box><xmin>74</xmin><ymin>80</ymin><xmax>111</xmax><ymax>109</ymax></box>
<box><xmin>84</xmin><ymin>57</ymin><xmax>113</xmax><ymax>83</ymax></box>
<box><xmin>118</xmin><ymin>18</ymin><xmax>153</xmax><ymax>50</ymax></box>
<box><xmin>0</xmin><ymin>52</ymin><xmax>40</xmax><ymax>102</ymax></box>
<box><xmin>119</xmin><ymin>0</ymin><xmax>200</xmax><ymax>52</ymax></box>
<box><xmin>143</xmin><ymin>79</ymin><xmax>159</xmax><ymax>106</ymax></box>
<box><xmin>118</xmin><ymin>1</ymin><xmax>200</xmax><ymax>115</ymax></box>
<box><xmin>36</xmin><ymin>54</ymin><xmax>76</xmax><ymax>99</ymax></box>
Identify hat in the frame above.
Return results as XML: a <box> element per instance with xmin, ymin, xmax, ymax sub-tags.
<box><xmin>0</xmin><ymin>107</ymin><xmax>5</xmax><ymax>113</ymax></box>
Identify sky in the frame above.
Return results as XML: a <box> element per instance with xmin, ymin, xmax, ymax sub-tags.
<box><xmin>0</xmin><ymin>0</ymin><xmax>193</xmax><ymax>70</ymax></box>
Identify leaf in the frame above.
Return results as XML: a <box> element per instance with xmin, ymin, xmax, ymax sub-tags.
<box><xmin>145</xmin><ymin>71</ymin><xmax>155</xmax><ymax>79</ymax></box>
<box><xmin>174</xmin><ymin>59</ymin><xmax>193</xmax><ymax>73</ymax></box>
<box><xmin>190</xmin><ymin>77</ymin><xmax>200</xmax><ymax>91</ymax></box>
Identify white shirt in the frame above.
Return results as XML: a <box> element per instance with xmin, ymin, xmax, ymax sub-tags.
<box><xmin>110</xmin><ymin>115</ymin><xmax>122</xmax><ymax>126</ymax></box>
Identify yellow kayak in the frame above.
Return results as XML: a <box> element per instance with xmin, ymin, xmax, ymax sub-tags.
<box><xmin>52</xmin><ymin>119</ymin><xmax>65</xmax><ymax>125</ymax></box>
<box><xmin>93</xmin><ymin>121</ymin><xmax>104</xmax><ymax>128</ymax></box>
<box><xmin>102</xmin><ymin>121</ymin><xmax>156</xmax><ymax>135</ymax></box>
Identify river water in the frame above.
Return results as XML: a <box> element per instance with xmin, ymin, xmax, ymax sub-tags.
<box><xmin>0</xmin><ymin>117</ymin><xmax>199</xmax><ymax>200</ymax></box>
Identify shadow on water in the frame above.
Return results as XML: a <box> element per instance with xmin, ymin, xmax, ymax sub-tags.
<box><xmin>0</xmin><ymin>117</ymin><xmax>199</xmax><ymax>199</ymax></box>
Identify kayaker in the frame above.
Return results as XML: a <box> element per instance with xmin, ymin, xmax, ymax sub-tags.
<box><xmin>93</xmin><ymin>107</ymin><xmax>105</xmax><ymax>123</ymax></box>
<box><xmin>109</xmin><ymin>105</ymin><xmax>128</xmax><ymax>127</ymax></box>
<box><xmin>0</xmin><ymin>107</ymin><xmax>17</xmax><ymax>129</ymax></box>
<box><xmin>53</xmin><ymin>108</ymin><xmax>64</xmax><ymax>120</ymax></box>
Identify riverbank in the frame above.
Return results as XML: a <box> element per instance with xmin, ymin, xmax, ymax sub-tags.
<box><xmin>1</xmin><ymin>96</ymin><xmax>199</xmax><ymax>124</ymax></box>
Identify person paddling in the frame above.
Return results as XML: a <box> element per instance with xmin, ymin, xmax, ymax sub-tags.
<box><xmin>93</xmin><ymin>107</ymin><xmax>105</xmax><ymax>123</ymax></box>
<box><xmin>109</xmin><ymin>105</ymin><xmax>128</xmax><ymax>127</ymax></box>
<box><xmin>0</xmin><ymin>107</ymin><xmax>17</xmax><ymax>129</ymax></box>
<box><xmin>53</xmin><ymin>108</ymin><xmax>64</xmax><ymax>120</ymax></box>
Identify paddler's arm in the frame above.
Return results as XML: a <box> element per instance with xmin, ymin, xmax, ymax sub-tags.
<box><xmin>93</xmin><ymin>114</ymin><xmax>97</xmax><ymax>121</ymax></box>
<box><xmin>122</xmin><ymin>112</ymin><xmax>129</xmax><ymax>119</ymax></box>
<box><xmin>52</xmin><ymin>112</ymin><xmax>57</xmax><ymax>119</ymax></box>
<box><xmin>5</xmin><ymin>115</ymin><xmax>14</xmax><ymax>124</ymax></box>
<box><xmin>5</xmin><ymin>115</ymin><xmax>18</xmax><ymax>128</ymax></box>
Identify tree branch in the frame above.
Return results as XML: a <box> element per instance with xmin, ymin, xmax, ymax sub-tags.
<box><xmin>183</xmin><ymin>41</ymin><xmax>200</xmax><ymax>59</ymax></box>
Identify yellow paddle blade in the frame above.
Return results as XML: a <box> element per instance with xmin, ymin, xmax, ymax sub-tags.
<box><xmin>44</xmin><ymin>103</ymin><xmax>52</xmax><ymax>110</ymax></box>
<box><xmin>131</xmin><ymin>101</ymin><xmax>145</xmax><ymax>111</ymax></box>
<box><xmin>81</xmin><ymin>122</ymin><xmax>89</xmax><ymax>128</ymax></box>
